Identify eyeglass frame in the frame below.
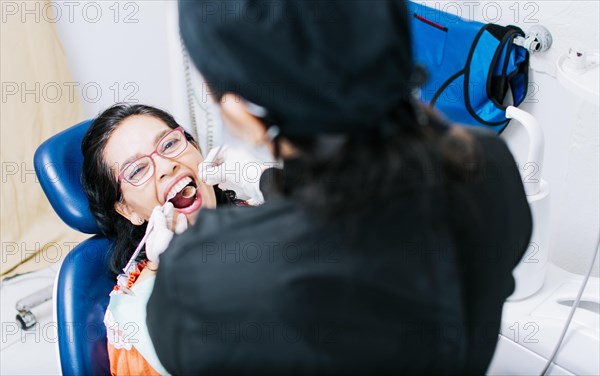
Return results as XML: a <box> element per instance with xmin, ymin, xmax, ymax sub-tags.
<box><xmin>117</xmin><ymin>127</ymin><xmax>189</xmax><ymax>188</ymax></box>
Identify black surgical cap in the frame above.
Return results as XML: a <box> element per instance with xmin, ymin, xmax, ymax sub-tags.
<box><xmin>179</xmin><ymin>0</ymin><xmax>420</xmax><ymax>136</ymax></box>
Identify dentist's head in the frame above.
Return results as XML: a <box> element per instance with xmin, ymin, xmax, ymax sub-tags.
<box><xmin>179</xmin><ymin>0</ymin><xmax>481</xmax><ymax>215</ymax></box>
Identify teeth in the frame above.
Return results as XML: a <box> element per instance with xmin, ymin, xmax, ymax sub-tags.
<box><xmin>167</xmin><ymin>177</ymin><xmax>192</xmax><ymax>201</ymax></box>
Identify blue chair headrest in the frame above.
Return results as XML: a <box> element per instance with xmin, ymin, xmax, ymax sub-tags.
<box><xmin>34</xmin><ymin>120</ymin><xmax>100</xmax><ymax>234</ymax></box>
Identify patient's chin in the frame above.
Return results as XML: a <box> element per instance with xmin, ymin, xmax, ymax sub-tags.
<box><xmin>186</xmin><ymin>211</ymin><xmax>200</xmax><ymax>226</ymax></box>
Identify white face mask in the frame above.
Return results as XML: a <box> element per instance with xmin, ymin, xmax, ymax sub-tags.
<box><xmin>186</xmin><ymin>56</ymin><xmax>281</xmax><ymax>166</ymax></box>
<box><xmin>219</xmin><ymin>98</ymin><xmax>282</xmax><ymax>167</ymax></box>
<box><xmin>221</xmin><ymin>128</ymin><xmax>279</xmax><ymax>167</ymax></box>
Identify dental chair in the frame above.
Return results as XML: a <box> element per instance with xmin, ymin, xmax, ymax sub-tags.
<box><xmin>34</xmin><ymin>119</ymin><xmax>113</xmax><ymax>375</ymax></box>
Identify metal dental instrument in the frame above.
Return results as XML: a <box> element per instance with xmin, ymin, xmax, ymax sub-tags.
<box><xmin>116</xmin><ymin>191</ymin><xmax>177</xmax><ymax>295</ymax></box>
<box><xmin>15</xmin><ymin>285</ymin><xmax>54</xmax><ymax>329</ymax></box>
<box><xmin>181</xmin><ymin>185</ymin><xmax>197</xmax><ymax>198</ymax></box>
<box><xmin>212</xmin><ymin>144</ymin><xmax>225</xmax><ymax>164</ymax></box>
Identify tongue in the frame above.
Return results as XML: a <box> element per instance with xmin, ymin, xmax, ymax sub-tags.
<box><xmin>170</xmin><ymin>188</ymin><xmax>196</xmax><ymax>209</ymax></box>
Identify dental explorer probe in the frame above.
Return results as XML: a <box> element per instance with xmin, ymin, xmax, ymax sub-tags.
<box><xmin>116</xmin><ymin>190</ymin><xmax>178</xmax><ymax>295</ymax></box>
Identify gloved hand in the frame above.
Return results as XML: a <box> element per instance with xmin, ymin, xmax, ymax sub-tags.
<box><xmin>199</xmin><ymin>145</ymin><xmax>270</xmax><ymax>206</ymax></box>
<box><xmin>145</xmin><ymin>202</ymin><xmax>188</xmax><ymax>264</ymax></box>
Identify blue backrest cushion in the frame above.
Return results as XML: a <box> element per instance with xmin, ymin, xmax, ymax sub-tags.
<box><xmin>34</xmin><ymin>120</ymin><xmax>99</xmax><ymax>234</ymax></box>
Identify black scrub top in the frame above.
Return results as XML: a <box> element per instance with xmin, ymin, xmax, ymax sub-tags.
<box><xmin>147</xmin><ymin>128</ymin><xmax>532</xmax><ymax>375</ymax></box>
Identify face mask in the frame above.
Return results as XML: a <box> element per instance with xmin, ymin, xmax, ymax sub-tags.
<box><xmin>219</xmin><ymin>98</ymin><xmax>282</xmax><ymax>168</ymax></box>
<box><xmin>221</xmin><ymin>129</ymin><xmax>279</xmax><ymax>167</ymax></box>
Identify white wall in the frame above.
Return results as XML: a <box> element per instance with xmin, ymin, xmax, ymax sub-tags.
<box><xmin>52</xmin><ymin>0</ymin><xmax>599</xmax><ymax>275</ymax></box>
<box><xmin>51</xmin><ymin>0</ymin><xmax>189</xmax><ymax>125</ymax></box>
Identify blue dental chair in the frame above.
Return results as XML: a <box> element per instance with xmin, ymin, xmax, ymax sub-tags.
<box><xmin>34</xmin><ymin>120</ymin><xmax>113</xmax><ymax>375</ymax></box>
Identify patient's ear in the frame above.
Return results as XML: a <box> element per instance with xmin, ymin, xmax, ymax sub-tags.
<box><xmin>114</xmin><ymin>201</ymin><xmax>144</xmax><ymax>225</ymax></box>
<box><xmin>220</xmin><ymin>93</ymin><xmax>267</xmax><ymax>145</ymax></box>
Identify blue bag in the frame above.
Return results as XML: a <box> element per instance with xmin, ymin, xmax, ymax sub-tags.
<box><xmin>409</xmin><ymin>2</ymin><xmax>529</xmax><ymax>133</ymax></box>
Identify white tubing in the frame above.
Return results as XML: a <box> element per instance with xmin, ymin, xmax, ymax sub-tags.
<box><xmin>506</xmin><ymin>106</ymin><xmax>545</xmax><ymax>196</ymax></box>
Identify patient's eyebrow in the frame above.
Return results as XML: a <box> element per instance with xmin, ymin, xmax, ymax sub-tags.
<box><xmin>119</xmin><ymin>129</ymin><xmax>171</xmax><ymax>171</ymax></box>
<box><xmin>153</xmin><ymin>129</ymin><xmax>171</xmax><ymax>144</ymax></box>
<box><xmin>120</xmin><ymin>153</ymin><xmax>144</xmax><ymax>173</ymax></box>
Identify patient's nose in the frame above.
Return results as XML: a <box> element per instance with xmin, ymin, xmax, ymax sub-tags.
<box><xmin>154</xmin><ymin>154</ymin><xmax>178</xmax><ymax>180</ymax></box>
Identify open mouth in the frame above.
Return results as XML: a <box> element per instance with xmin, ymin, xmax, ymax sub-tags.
<box><xmin>166</xmin><ymin>176</ymin><xmax>200</xmax><ymax>211</ymax></box>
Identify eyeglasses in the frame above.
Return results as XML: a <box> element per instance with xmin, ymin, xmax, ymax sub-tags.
<box><xmin>117</xmin><ymin>127</ymin><xmax>188</xmax><ymax>186</ymax></box>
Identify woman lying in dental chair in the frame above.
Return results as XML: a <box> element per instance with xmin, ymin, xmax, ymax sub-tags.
<box><xmin>81</xmin><ymin>103</ymin><xmax>265</xmax><ymax>375</ymax></box>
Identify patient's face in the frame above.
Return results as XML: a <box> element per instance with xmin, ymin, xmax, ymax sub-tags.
<box><xmin>104</xmin><ymin>115</ymin><xmax>217</xmax><ymax>226</ymax></box>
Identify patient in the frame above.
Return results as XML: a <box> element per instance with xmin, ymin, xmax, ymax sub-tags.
<box><xmin>81</xmin><ymin>103</ymin><xmax>248</xmax><ymax>375</ymax></box>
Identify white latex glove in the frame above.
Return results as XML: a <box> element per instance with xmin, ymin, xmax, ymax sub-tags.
<box><xmin>145</xmin><ymin>202</ymin><xmax>188</xmax><ymax>264</ymax></box>
<box><xmin>199</xmin><ymin>145</ymin><xmax>270</xmax><ymax>206</ymax></box>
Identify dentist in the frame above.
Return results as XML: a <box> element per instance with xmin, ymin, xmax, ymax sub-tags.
<box><xmin>147</xmin><ymin>0</ymin><xmax>532</xmax><ymax>374</ymax></box>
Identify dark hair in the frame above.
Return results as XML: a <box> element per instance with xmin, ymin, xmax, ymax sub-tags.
<box><xmin>276</xmin><ymin>103</ymin><xmax>483</xmax><ymax>220</ymax></box>
<box><xmin>81</xmin><ymin>103</ymin><xmax>196</xmax><ymax>277</ymax></box>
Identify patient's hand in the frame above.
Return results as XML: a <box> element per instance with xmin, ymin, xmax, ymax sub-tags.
<box><xmin>146</xmin><ymin>202</ymin><xmax>187</xmax><ymax>264</ymax></box>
